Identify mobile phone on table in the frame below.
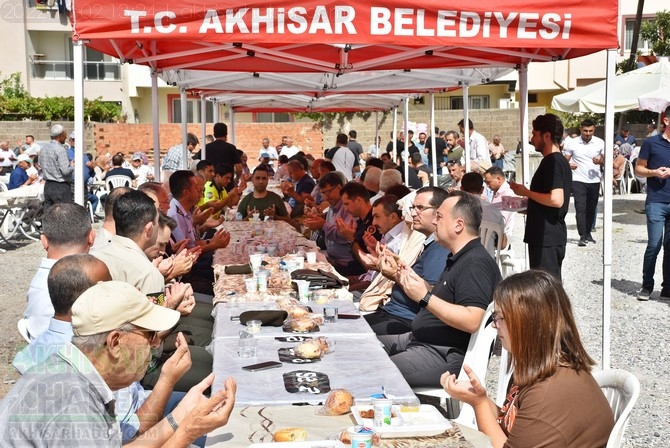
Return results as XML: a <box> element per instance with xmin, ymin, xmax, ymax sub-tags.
<box><xmin>242</xmin><ymin>361</ymin><xmax>283</xmax><ymax>372</ymax></box>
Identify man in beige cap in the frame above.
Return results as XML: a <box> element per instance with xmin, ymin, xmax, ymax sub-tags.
<box><xmin>0</xmin><ymin>281</ymin><xmax>237</xmax><ymax>447</ymax></box>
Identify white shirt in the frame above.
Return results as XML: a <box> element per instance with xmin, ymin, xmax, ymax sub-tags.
<box><xmin>0</xmin><ymin>148</ymin><xmax>14</xmax><ymax>167</ymax></box>
<box><xmin>330</xmin><ymin>146</ymin><xmax>356</xmax><ymax>181</ymax></box>
<box><xmin>280</xmin><ymin>145</ymin><xmax>300</xmax><ymax>159</ymax></box>
<box><xmin>259</xmin><ymin>147</ymin><xmax>279</xmax><ymax>163</ymax></box>
<box><xmin>24</xmin><ymin>258</ymin><xmax>57</xmax><ymax>339</ymax></box>
<box><xmin>24</xmin><ymin>142</ymin><xmax>41</xmax><ymax>156</ymax></box>
<box><xmin>130</xmin><ymin>164</ymin><xmax>152</xmax><ymax>186</ymax></box>
<box><xmin>564</xmin><ymin>135</ymin><xmax>604</xmax><ymax>184</ymax></box>
<box><xmin>469</xmin><ymin>130</ymin><xmax>489</xmax><ymax>162</ymax></box>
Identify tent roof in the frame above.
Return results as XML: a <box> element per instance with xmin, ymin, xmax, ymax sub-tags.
<box><xmin>552</xmin><ymin>60</ymin><xmax>670</xmax><ymax>113</ymax></box>
<box><xmin>71</xmin><ymin>0</ymin><xmax>619</xmax><ymax>73</ymax></box>
<box><xmin>162</xmin><ymin>67</ymin><xmax>514</xmax><ymax>96</ymax></box>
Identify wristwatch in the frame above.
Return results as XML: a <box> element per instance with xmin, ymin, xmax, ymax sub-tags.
<box><xmin>419</xmin><ymin>291</ymin><xmax>432</xmax><ymax>308</ymax></box>
<box><xmin>166</xmin><ymin>412</ymin><xmax>179</xmax><ymax>432</ymax></box>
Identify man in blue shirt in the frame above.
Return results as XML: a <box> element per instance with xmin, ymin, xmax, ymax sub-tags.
<box><xmin>364</xmin><ymin>187</ymin><xmax>450</xmax><ymax>335</ymax></box>
<box><xmin>8</xmin><ymin>154</ymin><xmax>37</xmax><ymax>190</ymax></box>
<box><xmin>635</xmin><ymin>107</ymin><xmax>670</xmax><ymax>300</ymax></box>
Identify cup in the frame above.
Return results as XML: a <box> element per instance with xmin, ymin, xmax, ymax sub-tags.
<box><xmin>257</xmin><ymin>270</ymin><xmax>269</xmax><ymax>293</ymax></box>
<box><xmin>246</xmin><ymin>319</ymin><xmax>262</xmax><ymax>334</ymax></box>
<box><xmin>244</xmin><ymin>276</ymin><xmax>257</xmax><ymax>293</ymax></box>
<box><xmin>348</xmin><ymin>427</ymin><xmax>374</xmax><ymax>448</ymax></box>
<box><xmin>372</xmin><ymin>398</ymin><xmax>393</xmax><ymax>427</ymax></box>
<box><xmin>306</xmin><ymin>251</ymin><xmax>317</xmax><ymax>264</ymax></box>
<box><xmin>294</xmin><ymin>280</ymin><xmax>311</xmax><ymax>303</ymax></box>
<box><xmin>252</xmin><ymin>212</ymin><xmax>261</xmax><ymax>222</ymax></box>
<box><xmin>323</xmin><ymin>306</ymin><xmax>338</xmax><ymax>323</ymax></box>
<box><xmin>238</xmin><ymin>336</ymin><xmax>257</xmax><ymax>358</ymax></box>
<box><xmin>249</xmin><ymin>253</ymin><xmax>263</xmax><ymax>272</ymax></box>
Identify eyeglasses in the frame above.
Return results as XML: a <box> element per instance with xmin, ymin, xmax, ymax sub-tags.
<box><xmin>409</xmin><ymin>205</ymin><xmax>436</xmax><ymax>213</ymax></box>
<box><xmin>124</xmin><ymin>329</ymin><xmax>158</xmax><ymax>343</ymax></box>
<box><xmin>491</xmin><ymin>313</ymin><xmax>505</xmax><ymax>329</ymax></box>
<box><xmin>321</xmin><ymin>186</ymin><xmax>339</xmax><ymax>196</ymax></box>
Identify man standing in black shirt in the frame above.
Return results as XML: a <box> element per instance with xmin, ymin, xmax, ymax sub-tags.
<box><xmin>378</xmin><ymin>190</ymin><xmax>501</xmax><ymax>387</ymax></box>
<box><xmin>510</xmin><ymin>114</ymin><xmax>572</xmax><ymax>281</ymax></box>
<box><xmin>205</xmin><ymin>123</ymin><xmax>241</xmax><ymax>190</ymax></box>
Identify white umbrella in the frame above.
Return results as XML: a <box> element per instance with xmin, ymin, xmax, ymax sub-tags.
<box><xmin>552</xmin><ymin>59</ymin><xmax>670</xmax><ymax>113</ymax></box>
<box><xmin>638</xmin><ymin>85</ymin><xmax>670</xmax><ymax>113</ymax></box>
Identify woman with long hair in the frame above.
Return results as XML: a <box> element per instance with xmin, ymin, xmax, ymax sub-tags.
<box><xmin>443</xmin><ymin>270</ymin><xmax>614</xmax><ymax>447</ymax></box>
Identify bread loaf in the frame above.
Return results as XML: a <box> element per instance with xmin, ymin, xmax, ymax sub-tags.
<box><xmin>294</xmin><ymin>340</ymin><xmax>322</xmax><ymax>359</ymax></box>
<box><xmin>273</xmin><ymin>427</ymin><xmax>307</xmax><ymax>442</ymax></box>
<box><xmin>324</xmin><ymin>388</ymin><xmax>354</xmax><ymax>415</ymax></box>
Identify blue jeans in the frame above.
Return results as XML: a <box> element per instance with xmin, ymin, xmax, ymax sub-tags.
<box><xmin>642</xmin><ymin>202</ymin><xmax>670</xmax><ymax>290</ymax></box>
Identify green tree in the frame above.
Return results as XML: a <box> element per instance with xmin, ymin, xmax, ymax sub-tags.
<box><xmin>640</xmin><ymin>10</ymin><xmax>670</xmax><ymax>56</ymax></box>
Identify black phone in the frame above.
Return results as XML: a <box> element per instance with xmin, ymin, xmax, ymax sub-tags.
<box><xmin>242</xmin><ymin>361</ymin><xmax>283</xmax><ymax>372</ymax></box>
<box><xmin>337</xmin><ymin>313</ymin><xmax>361</xmax><ymax>319</ymax></box>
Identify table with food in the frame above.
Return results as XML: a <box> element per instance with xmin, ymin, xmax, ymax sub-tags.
<box><xmin>207</xmin><ymin>218</ymin><xmax>492</xmax><ymax>447</ymax></box>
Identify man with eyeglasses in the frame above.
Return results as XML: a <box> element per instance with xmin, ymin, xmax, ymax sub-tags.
<box><xmin>0</xmin><ymin>281</ymin><xmax>237</xmax><ymax>447</ymax></box>
<box><xmin>303</xmin><ymin>172</ymin><xmax>358</xmax><ymax>275</ymax></box>
<box><xmin>362</xmin><ymin>187</ymin><xmax>451</xmax><ymax>336</ymax></box>
<box><xmin>378</xmin><ymin>190</ymin><xmax>501</xmax><ymax>387</ymax></box>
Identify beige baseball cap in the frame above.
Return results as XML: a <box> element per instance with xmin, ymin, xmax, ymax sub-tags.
<box><xmin>72</xmin><ymin>281</ymin><xmax>180</xmax><ymax>336</ymax></box>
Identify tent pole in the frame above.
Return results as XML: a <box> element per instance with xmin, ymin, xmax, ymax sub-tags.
<box><xmin>151</xmin><ymin>70</ymin><xmax>160</xmax><ymax>181</ymax></box>
<box><xmin>213</xmin><ymin>99</ymin><xmax>219</xmax><ymax>124</ymax></box>
<box><xmin>73</xmin><ymin>40</ymin><xmax>84</xmax><ymax>206</ymax></box>
<box><xmin>392</xmin><ymin>106</ymin><xmax>398</xmax><ymax>165</ymax></box>
<box><xmin>463</xmin><ymin>83</ymin><xmax>470</xmax><ymax>173</ymax></box>
<box><xmin>518</xmin><ymin>65</ymin><xmax>530</xmax><ymax>187</ymax></box>
<box><xmin>200</xmin><ymin>95</ymin><xmax>207</xmax><ymax>159</ymax></box>
<box><xmin>430</xmin><ymin>93</ymin><xmax>438</xmax><ymax>185</ymax></box>
<box><xmin>404</xmin><ymin>97</ymin><xmax>409</xmax><ymax>184</ymax></box>
<box><xmin>602</xmin><ymin>49</ymin><xmax>616</xmax><ymax>371</ymax></box>
<box><xmin>374</xmin><ymin>111</ymin><xmax>379</xmax><ymax>157</ymax></box>
<box><xmin>229</xmin><ymin>103</ymin><xmax>236</xmax><ymax>145</ymax></box>
<box><xmin>180</xmin><ymin>89</ymin><xmax>188</xmax><ymax>170</ymax></box>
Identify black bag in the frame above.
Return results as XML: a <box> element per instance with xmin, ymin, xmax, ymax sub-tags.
<box><xmin>290</xmin><ymin>269</ymin><xmax>348</xmax><ymax>289</ymax></box>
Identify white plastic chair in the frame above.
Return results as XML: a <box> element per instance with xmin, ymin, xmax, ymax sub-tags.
<box><xmin>17</xmin><ymin>318</ymin><xmax>31</xmax><ymax>343</ymax></box>
<box><xmin>623</xmin><ymin>159</ymin><xmax>637</xmax><ymax>195</ymax></box>
<box><xmin>479</xmin><ymin>221</ymin><xmax>504</xmax><ymax>267</ymax></box>
<box><xmin>106</xmin><ymin>175</ymin><xmax>132</xmax><ymax>190</ymax></box>
<box><xmin>593</xmin><ymin>368</ymin><xmax>641</xmax><ymax>448</ymax></box>
<box><xmin>412</xmin><ymin>302</ymin><xmax>497</xmax><ymax>427</ymax></box>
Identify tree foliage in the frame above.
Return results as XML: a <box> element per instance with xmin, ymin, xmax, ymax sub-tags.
<box><xmin>640</xmin><ymin>10</ymin><xmax>670</xmax><ymax>57</ymax></box>
<box><xmin>0</xmin><ymin>72</ymin><xmax>121</xmax><ymax>122</ymax></box>
<box><xmin>295</xmin><ymin>110</ymin><xmax>384</xmax><ymax>131</ymax></box>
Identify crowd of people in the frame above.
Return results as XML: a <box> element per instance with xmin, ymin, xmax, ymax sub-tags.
<box><xmin>4</xmin><ymin>110</ymin><xmax>665</xmax><ymax>446</ymax></box>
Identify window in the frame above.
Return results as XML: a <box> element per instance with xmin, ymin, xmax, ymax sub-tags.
<box><xmin>449</xmin><ymin>95</ymin><xmax>490</xmax><ymax>110</ymax></box>
<box><xmin>170</xmin><ymin>98</ymin><xmax>214</xmax><ymax>123</ymax></box>
<box><xmin>528</xmin><ymin>93</ymin><xmax>538</xmax><ymax>103</ymax></box>
<box><xmin>623</xmin><ymin>17</ymin><xmax>652</xmax><ymax>53</ymax></box>
<box><xmin>255</xmin><ymin>112</ymin><xmax>291</xmax><ymax>123</ymax></box>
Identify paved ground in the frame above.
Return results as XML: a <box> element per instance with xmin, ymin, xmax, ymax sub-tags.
<box><xmin>0</xmin><ymin>193</ymin><xmax>667</xmax><ymax>446</ymax></box>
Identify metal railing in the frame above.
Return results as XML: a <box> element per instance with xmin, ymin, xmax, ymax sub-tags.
<box><xmin>29</xmin><ymin>57</ymin><xmax>120</xmax><ymax>81</ymax></box>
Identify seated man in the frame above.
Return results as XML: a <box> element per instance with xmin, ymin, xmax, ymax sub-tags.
<box><xmin>0</xmin><ymin>281</ymin><xmax>237</xmax><ymax>447</ymax></box>
<box><xmin>106</xmin><ymin>152</ymin><xmax>136</xmax><ymax>188</ymax></box>
<box><xmin>303</xmin><ymin>172</ymin><xmax>356</xmax><ymax>274</ymax></box>
<box><xmin>484</xmin><ymin>166</ymin><xmax>517</xmax><ymax>238</ymax></box>
<box><xmin>8</xmin><ymin>154</ymin><xmax>38</xmax><ymax>190</ymax></box>
<box><xmin>199</xmin><ymin>163</ymin><xmax>242</xmax><ymax>219</ymax></box>
<box><xmin>378</xmin><ymin>191</ymin><xmax>501</xmax><ymax>387</ymax></box>
<box><xmin>337</xmin><ymin>182</ymin><xmax>382</xmax><ymax>278</ymax></box>
<box><xmin>461</xmin><ymin>172</ymin><xmax>507</xmax><ymax>251</ymax></box>
<box><xmin>281</xmin><ymin>159</ymin><xmax>316</xmax><ymax>208</ymax></box>
<box><xmin>363</xmin><ymin>188</ymin><xmax>451</xmax><ymax>336</ymax></box>
<box><xmin>237</xmin><ymin>165</ymin><xmax>290</xmax><ymax>221</ymax></box>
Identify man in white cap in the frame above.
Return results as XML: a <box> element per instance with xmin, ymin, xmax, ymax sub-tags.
<box><xmin>8</xmin><ymin>153</ymin><xmax>38</xmax><ymax>190</ymax></box>
<box><xmin>0</xmin><ymin>281</ymin><xmax>237</xmax><ymax>447</ymax></box>
<box><xmin>130</xmin><ymin>151</ymin><xmax>154</xmax><ymax>187</ymax></box>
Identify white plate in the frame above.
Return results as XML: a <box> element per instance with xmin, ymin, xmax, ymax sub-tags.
<box><xmin>351</xmin><ymin>404</ymin><xmax>452</xmax><ymax>438</ymax></box>
<box><xmin>248</xmin><ymin>441</ymin><xmax>344</xmax><ymax>448</ymax></box>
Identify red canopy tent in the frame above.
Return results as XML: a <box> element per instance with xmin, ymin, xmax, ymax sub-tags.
<box><xmin>69</xmin><ymin>0</ymin><xmax>621</xmax><ymax>369</ymax></box>
<box><xmin>71</xmin><ymin>0</ymin><xmax>617</xmax><ymax>73</ymax></box>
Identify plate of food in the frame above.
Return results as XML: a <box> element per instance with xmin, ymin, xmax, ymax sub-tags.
<box><xmin>350</xmin><ymin>404</ymin><xmax>452</xmax><ymax>438</ymax></box>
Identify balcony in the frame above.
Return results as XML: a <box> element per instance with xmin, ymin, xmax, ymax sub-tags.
<box><xmin>29</xmin><ymin>56</ymin><xmax>120</xmax><ymax>81</ymax></box>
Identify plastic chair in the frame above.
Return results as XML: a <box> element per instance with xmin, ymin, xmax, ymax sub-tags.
<box><xmin>106</xmin><ymin>175</ymin><xmax>132</xmax><ymax>191</ymax></box>
<box><xmin>17</xmin><ymin>318</ymin><xmax>31</xmax><ymax>343</ymax></box>
<box><xmin>623</xmin><ymin>159</ymin><xmax>637</xmax><ymax>195</ymax></box>
<box><xmin>412</xmin><ymin>302</ymin><xmax>497</xmax><ymax>427</ymax></box>
<box><xmin>593</xmin><ymin>369</ymin><xmax>641</xmax><ymax>448</ymax></box>
<box><xmin>479</xmin><ymin>221</ymin><xmax>504</xmax><ymax>267</ymax></box>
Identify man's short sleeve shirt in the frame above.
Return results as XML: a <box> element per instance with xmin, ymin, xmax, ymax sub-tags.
<box><xmin>639</xmin><ymin>134</ymin><xmax>670</xmax><ymax>203</ymax></box>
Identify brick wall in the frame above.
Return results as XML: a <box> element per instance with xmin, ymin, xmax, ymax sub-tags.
<box><xmin>0</xmin><ymin>121</ymin><xmax>324</xmax><ymax>163</ymax></box>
